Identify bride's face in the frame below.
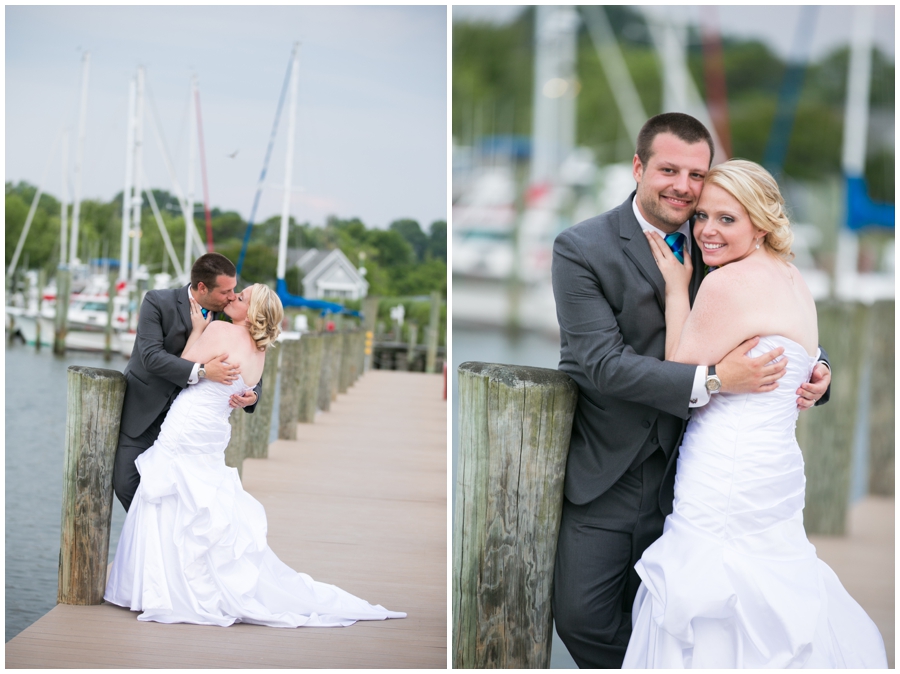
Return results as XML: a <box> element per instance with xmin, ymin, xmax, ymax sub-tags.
<box><xmin>693</xmin><ymin>184</ymin><xmax>765</xmax><ymax>267</ymax></box>
<box><xmin>224</xmin><ymin>285</ymin><xmax>254</xmax><ymax>323</ymax></box>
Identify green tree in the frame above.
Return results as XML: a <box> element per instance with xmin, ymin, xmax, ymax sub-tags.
<box><xmin>428</xmin><ymin>220</ymin><xmax>447</xmax><ymax>261</ymax></box>
<box><xmin>389</xmin><ymin>219</ymin><xmax>428</xmax><ymax>262</ymax></box>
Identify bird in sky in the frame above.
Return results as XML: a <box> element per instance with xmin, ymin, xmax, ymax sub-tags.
<box><xmin>227</xmin><ymin>149</ymin><xmax>239</xmax><ymax>159</ymax></box>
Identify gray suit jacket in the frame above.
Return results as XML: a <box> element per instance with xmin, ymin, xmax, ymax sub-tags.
<box><xmin>552</xmin><ymin>193</ymin><xmax>705</xmax><ymax>512</ymax></box>
<box><xmin>119</xmin><ymin>284</ymin><xmax>260</xmax><ymax>439</ymax></box>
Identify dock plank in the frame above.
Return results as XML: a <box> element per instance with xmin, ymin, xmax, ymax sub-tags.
<box><xmin>6</xmin><ymin>370</ymin><xmax>447</xmax><ymax>669</ymax></box>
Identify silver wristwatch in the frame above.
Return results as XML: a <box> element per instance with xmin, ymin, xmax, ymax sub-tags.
<box><xmin>705</xmin><ymin>365</ymin><xmax>722</xmax><ymax>394</ymax></box>
<box><xmin>198</xmin><ymin>363</ymin><xmax>207</xmax><ymax>379</ymax></box>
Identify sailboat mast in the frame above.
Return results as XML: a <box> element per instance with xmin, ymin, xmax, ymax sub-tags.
<box><xmin>60</xmin><ymin>128</ymin><xmax>69</xmax><ymax>265</ymax></box>
<box><xmin>119</xmin><ymin>77</ymin><xmax>136</xmax><ymax>282</ymax></box>
<box><xmin>130</xmin><ymin>66</ymin><xmax>145</xmax><ymax>283</ymax></box>
<box><xmin>69</xmin><ymin>51</ymin><xmax>91</xmax><ymax>266</ymax></box>
<box><xmin>186</xmin><ymin>75</ymin><xmax>198</xmax><ymax>274</ymax></box>
<box><xmin>277</xmin><ymin>43</ymin><xmax>301</xmax><ymax>282</ymax></box>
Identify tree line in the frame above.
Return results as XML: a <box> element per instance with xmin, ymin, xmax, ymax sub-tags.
<box><xmin>453</xmin><ymin>6</ymin><xmax>894</xmax><ymax>201</ymax></box>
<box><xmin>5</xmin><ymin>182</ymin><xmax>447</xmax><ymax>299</ymax></box>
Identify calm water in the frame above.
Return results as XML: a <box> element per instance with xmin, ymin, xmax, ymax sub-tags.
<box><xmin>5</xmin><ymin>344</ymin><xmax>129</xmax><ymax>642</ymax></box>
<box><xmin>5</xmin><ymin>341</ymin><xmax>282</xmax><ymax>643</ymax></box>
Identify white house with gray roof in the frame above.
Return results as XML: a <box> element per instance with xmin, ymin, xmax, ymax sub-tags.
<box><xmin>287</xmin><ymin>248</ymin><xmax>369</xmax><ymax>300</ymax></box>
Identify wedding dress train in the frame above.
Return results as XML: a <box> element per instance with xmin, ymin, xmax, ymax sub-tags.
<box><xmin>623</xmin><ymin>336</ymin><xmax>886</xmax><ymax>668</ymax></box>
<box><xmin>105</xmin><ymin>375</ymin><xmax>406</xmax><ymax>627</ymax></box>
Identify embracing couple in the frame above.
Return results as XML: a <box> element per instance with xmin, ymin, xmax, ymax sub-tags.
<box><xmin>105</xmin><ymin>252</ymin><xmax>405</xmax><ymax>627</ymax></box>
<box><xmin>551</xmin><ymin>113</ymin><xmax>886</xmax><ymax>668</ymax></box>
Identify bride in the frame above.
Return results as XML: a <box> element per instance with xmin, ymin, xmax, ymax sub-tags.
<box><xmin>105</xmin><ymin>283</ymin><xmax>406</xmax><ymax>627</ymax></box>
<box><xmin>623</xmin><ymin>160</ymin><xmax>886</xmax><ymax>668</ymax></box>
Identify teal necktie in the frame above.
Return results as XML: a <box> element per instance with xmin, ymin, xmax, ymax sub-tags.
<box><xmin>201</xmin><ymin>308</ymin><xmax>209</xmax><ymax>319</ymax></box>
<box><xmin>664</xmin><ymin>232</ymin><xmax>686</xmax><ymax>264</ymax></box>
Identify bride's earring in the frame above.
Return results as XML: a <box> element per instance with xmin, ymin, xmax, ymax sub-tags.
<box><xmin>755</xmin><ymin>238</ymin><xmax>761</xmax><ymax>250</ymax></box>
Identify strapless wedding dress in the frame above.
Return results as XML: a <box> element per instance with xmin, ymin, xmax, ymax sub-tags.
<box><xmin>105</xmin><ymin>375</ymin><xmax>406</xmax><ymax>627</ymax></box>
<box><xmin>623</xmin><ymin>336</ymin><xmax>886</xmax><ymax>668</ymax></box>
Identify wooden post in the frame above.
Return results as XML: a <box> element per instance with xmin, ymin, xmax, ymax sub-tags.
<box><xmin>58</xmin><ymin>366</ymin><xmax>126</xmax><ymax>605</ymax></box>
<box><xmin>867</xmin><ymin>300</ymin><xmax>894</xmax><ymax>496</ymax></box>
<box><xmin>338</xmin><ymin>330</ymin><xmax>353</xmax><ymax>394</ymax></box>
<box><xmin>54</xmin><ymin>267</ymin><xmax>71</xmax><ymax>355</ymax></box>
<box><xmin>362</xmin><ymin>297</ymin><xmax>379</xmax><ymax>372</ymax></box>
<box><xmin>406</xmin><ymin>322</ymin><xmax>418</xmax><ymax>373</ymax></box>
<box><xmin>453</xmin><ymin>362</ymin><xmax>579</xmax><ymax>668</ymax></box>
<box><xmin>318</xmin><ymin>332</ymin><xmax>336</xmax><ymax>412</ymax></box>
<box><xmin>797</xmin><ymin>300</ymin><xmax>869</xmax><ymax>535</ymax></box>
<box><xmin>226</xmin><ymin>343</ymin><xmax>281</xmax><ymax>471</ymax></box>
<box><xmin>104</xmin><ymin>270</ymin><xmax>115</xmax><ymax>361</ymax></box>
<box><xmin>278</xmin><ymin>338</ymin><xmax>303</xmax><ymax>440</ymax></box>
<box><xmin>426</xmin><ymin>290</ymin><xmax>441</xmax><ymax>374</ymax></box>
<box><xmin>35</xmin><ymin>268</ymin><xmax>46</xmax><ymax>351</ymax></box>
<box><xmin>298</xmin><ymin>333</ymin><xmax>325</xmax><ymax>423</ymax></box>
<box><xmin>330</xmin><ymin>331</ymin><xmax>344</xmax><ymax>401</ymax></box>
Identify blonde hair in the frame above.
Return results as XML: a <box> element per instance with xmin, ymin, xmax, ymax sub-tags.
<box><xmin>704</xmin><ymin>159</ymin><xmax>794</xmax><ymax>261</ymax></box>
<box><xmin>246</xmin><ymin>284</ymin><xmax>283</xmax><ymax>350</ymax></box>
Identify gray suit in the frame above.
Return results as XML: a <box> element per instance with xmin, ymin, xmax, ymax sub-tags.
<box><xmin>113</xmin><ymin>284</ymin><xmax>260</xmax><ymax>511</ymax></box>
<box><xmin>551</xmin><ymin>194</ymin><xmax>832</xmax><ymax>667</ymax></box>
<box><xmin>550</xmin><ymin>193</ymin><xmax>704</xmax><ymax>668</ymax></box>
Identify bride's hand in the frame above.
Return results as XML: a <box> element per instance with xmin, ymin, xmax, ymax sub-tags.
<box><xmin>189</xmin><ymin>296</ymin><xmax>212</xmax><ymax>333</ymax></box>
<box><xmin>645</xmin><ymin>231</ymin><xmax>693</xmax><ymax>295</ymax></box>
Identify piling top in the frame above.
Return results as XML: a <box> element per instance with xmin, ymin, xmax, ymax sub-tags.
<box><xmin>458</xmin><ymin>361</ymin><xmax>577</xmax><ymax>390</ymax></box>
<box><xmin>67</xmin><ymin>366</ymin><xmax>126</xmax><ymax>382</ymax></box>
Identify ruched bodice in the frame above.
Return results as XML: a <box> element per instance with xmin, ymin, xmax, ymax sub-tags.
<box><xmin>105</xmin><ymin>376</ymin><xmax>406</xmax><ymax>628</ymax></box>
<box><xmin>673</xmin><ymin>336</ymin><xmax>815</xmax><ymax>542</ymax></box>
<box><xmin>623</xmin><ymin>336</ymin><xmax>886</xmax><ymax>668</ymax></box>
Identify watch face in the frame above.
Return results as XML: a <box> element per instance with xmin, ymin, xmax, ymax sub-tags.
<box><xmin>707</xmin><ymin>377</ymin><xmax>721</xmax><ymax>392</ymax></box>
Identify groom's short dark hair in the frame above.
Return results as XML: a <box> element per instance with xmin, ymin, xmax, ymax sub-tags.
<box><xmin>636</xmin><ymin>113</ymin><xmax>715</xmax><ymax>168</ymax></box>
<box><xmin>191</xmin><ymin>252</ymin><xmax>236</xmax><ymax>291</ymax></box>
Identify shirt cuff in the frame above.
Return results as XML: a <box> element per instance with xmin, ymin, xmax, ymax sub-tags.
<box><xmin>689</xmin><ymin>365</ymin><xmax>710</xmax><ymax>408</ymax></box>
<box><xmin>187</xmin><ymin>362</ymin><xmax>200</xmax><ymax>385</ymax></box>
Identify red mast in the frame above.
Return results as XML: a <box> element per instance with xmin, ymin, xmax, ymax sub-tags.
<box><xmin>194</xmin><ymin>86</ymin><xmax>214</xmax><ymax>251</ymax></box>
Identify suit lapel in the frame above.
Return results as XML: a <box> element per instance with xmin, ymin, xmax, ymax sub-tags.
<box><xmin>177</xmin><ymin>285</ymin><xmax>193</xmax><ymax>334</ymax></box>
<box><xmin>619</xmin><ymin>193</ymin><xmax>667</xmax><ymax>311</ymax></box>
<box><xmin>688</xmin><ymin>228</ymin><xmax>705</xmax><ymax>305</ymax></box>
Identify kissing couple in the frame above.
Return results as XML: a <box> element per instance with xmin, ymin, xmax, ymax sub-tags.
<box><xmin>551</xmin><ymin>112</ymin><xmax>886</xmax><ymax>668</ymax></box>
<box><xmin>105</xmin><ymin>252</ymin><xmax>406</xmax><ymax>627</ymax></box>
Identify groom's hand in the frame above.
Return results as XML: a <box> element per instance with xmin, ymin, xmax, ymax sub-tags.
<box><xmin>717</xmin><ymin>336</ymin><xmax>787</xmax><ymax>394</ymax></box>
<box><xmin>797</xmin><ymin>362</ymin><xmax>830</xmax><ymax>410</ymax></box>
<box><xmin>229</xmin><ymin>390</ymin><xmax>258</xmax><ymax>409</ymax></box>
<box><xmin>205</xmin><ymin>353</ymin><xmax>240</xmax><ymax>384</ymax></box>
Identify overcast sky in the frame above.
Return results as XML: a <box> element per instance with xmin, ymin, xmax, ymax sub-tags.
<box><xmin>6</xmin><ymin>6</ymin><xmax>447</xmax><ymax>230</ymax></box>
<box><xmin>452</xmin><ymin>5</ymin><xmax>895</xmax><ymax>62</ymax></box>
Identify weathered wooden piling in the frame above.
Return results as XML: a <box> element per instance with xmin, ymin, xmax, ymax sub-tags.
<box><xmin>277</xmin><ymin>337</ymin><xmax>304</xmax><ymax>440</ymax></box>
<box><xmin>225</xmin><ymin>344</ymin><xmax>281</xmax><ymax>473</ymax></box>
<box><xmin>297</xmin><ymin>333</ymin><xmax>325</xmax><ymax>423</ymax></box>
<box><xmin>339</xmin><ymin>329</ymin><xmax>355</xmax><ymax>393</ymax></box>
<box><xmin>797</xmin><ymin>300</ymin><xmax>869</xmax><ymax>535</ymax></box>
<box><xmin>53</xmin><ymin>268</ymin><xmax>71</xmax><ymax>355</ymax></box>
<box><xmin>329</xmin><ymin>331</ymin><xmax>344</xmax><ymax>401</ymax></box>
<box><xmin>318</xmin><ymin>331</ymin><xmax>337</xmax><ymax>412</ymax></box>
<box><xmin>453</xmin><ymin>362</ymin><xmax>579</xmax><ymax>669</ymax></box>
<box><xmin>867</xmin><ymin>300</ymin><xmax>894</xmax><ymax>496</ymax></box>
<box><xmin>58</xmin><ymin>366</ymin><xmax>126</xmax><ymax>605</ymax></box>
<box><xmin>426</xmin><ymin>291</ymin><xmax>441</xmax><ymax>374</ymax></box>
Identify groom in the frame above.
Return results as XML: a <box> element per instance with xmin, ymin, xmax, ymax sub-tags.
<box><xmin>112</xmin><ymin>252</ymin><xmax>262</xmax><ymax>512</ymax></box>
<box><xmin>550</xmin><ymin>113</ymin><xmax>831</xmax><ymax>668</ymax></box>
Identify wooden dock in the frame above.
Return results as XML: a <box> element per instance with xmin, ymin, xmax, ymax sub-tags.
<box><xmin>6</xmin><ymin>369</ymin><xmax>447</xmax><ymax>668</ymax></box>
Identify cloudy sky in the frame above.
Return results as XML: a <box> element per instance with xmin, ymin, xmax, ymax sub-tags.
<box><xmin>452</xmin><ymin>5</ymin><xmax>895</xmax><ymax>62</ymax></box>
<box><xmin>6</xmin><ymin>6</ymin><xmax>447</xmax><ymax>230</ymax></box>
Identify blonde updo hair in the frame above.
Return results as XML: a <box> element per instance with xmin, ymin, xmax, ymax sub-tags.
<box><xmin>704</xmin><ymin>159</ymin><xmax>794</xmax><ymax>261</ymax></box>
<box><xmin>246</xmin><ymin>284</ymin><xmax>283</xmax><ymax>351</ymax></box>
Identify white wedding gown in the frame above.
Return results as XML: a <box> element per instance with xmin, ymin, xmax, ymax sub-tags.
<box><xmin>105</xmin><ymin>375</ymin><xmax>406</xmax><ymax>627</ymax></box>
<box><xmin>623</xmin><ymin>336</ymin><xmax>886</xmax><ymax>668</ymax></box>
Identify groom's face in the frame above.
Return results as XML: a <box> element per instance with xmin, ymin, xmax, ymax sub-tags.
<box><xmin>197</xmin><ymin>274</ymin><xmax>237</xmax><ymax>312</ymax></box>
<box><xmin>633</xmin><ymin>132</ymin><xmax>711</xmax><ymax>234</ymax></box>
